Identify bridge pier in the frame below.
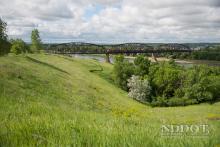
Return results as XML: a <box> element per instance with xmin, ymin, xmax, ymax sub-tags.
<box><xmin>106</xmin><ymin>53</ymin><xmax>111</xmax><ymax>63</ymax></box>
<box><xmin>151</xmin><ymin>53</ymin><xmax>158</xmax><ymax>62</ymax></box>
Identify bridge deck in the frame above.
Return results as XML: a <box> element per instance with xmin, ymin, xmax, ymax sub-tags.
<box><xmin>47</xmin><ymin>49</ymin><xmax>192</xmax><ymax>54</ymax></box>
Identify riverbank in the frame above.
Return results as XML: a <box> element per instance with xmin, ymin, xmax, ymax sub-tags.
<box><xmin>124</xmin><ymin>56</ymin><xmax>220</xmax><ymax>66</ymax></box>
<box><xmin>70</xmin><ymin>54</ymin><xmax>220</xmax><ymax>66</ymax></box>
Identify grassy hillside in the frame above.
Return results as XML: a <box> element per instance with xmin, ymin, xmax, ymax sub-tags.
<box><xmin>0</xmin><ymin>54</ymin><xmax>220</xmax><ymax>146</ymax></box>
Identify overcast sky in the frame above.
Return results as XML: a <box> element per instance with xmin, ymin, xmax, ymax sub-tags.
<box><xmin>1</xmin><ymin>0</ymin><xmax>220</xmax><ymax>43</ymax></box>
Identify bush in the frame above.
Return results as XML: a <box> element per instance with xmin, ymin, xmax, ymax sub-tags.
<box><xmin>10</xmin><ymin>39</ymin><xmax>29</xmax><ymax>54</ymax></box>
<box><xmin>166</xmin><ymin>98</ymin><xmax>186</xmax><ymax>106</ymax></box>
<box><xmin>149</xmin><ymin>62</ymin><xmax>182</xmax><ymax>98</ymax></box>
<box><xmin>181</xmin><ymin>65</ymin><xmax>218</xmax><ymax>103</ymax></box>
<box><xmin>127</xmin><ymin>75</ymin><xmax>151</xmax><ymax>103</ymax></box>
<box><xmin>151</xmin><ymin>97</ymin><xmax>168</xmax><ymax>107</ymax></box>
<box><xmin>184</xmin><ymin>98</ymin><xmax>198</xmax><ymax>105</ymax></box>
<box><xmin>207</xmin><ymin>75</ymin><xmax>220</xmax><ymax>101</ymax></box>
<box><xmin>0</xmin><ymin>39</ymin><xmax>11</xmax><ymax>55</ymax></box>
<box><xmin>184</xmin><ymin>83</ymin><xmax>213</xmax><ymax>102</ymax></box>
<box><xmin>152</xmin><ymin>97</ymin><xmax>199</xmax><ymax>107</ymax></box>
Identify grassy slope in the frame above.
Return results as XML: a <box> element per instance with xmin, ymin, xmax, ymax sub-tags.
<box><xmin>0</xmin><ymin>54</ymin><xmax>219</xmax><ymax>146</ymax></box>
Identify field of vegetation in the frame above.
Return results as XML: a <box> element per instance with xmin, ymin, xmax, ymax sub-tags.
<box><xmin>0</xmin><ymin>54</ymin><xmax>220</xmax><ymax>146</ymax></box>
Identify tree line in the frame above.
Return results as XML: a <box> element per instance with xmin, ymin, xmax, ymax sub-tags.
<box><xmin>0</xmin><ymin>18</ymin><xmax>42</xmax><ymax>56</ymax></box>
<box><xmin>161</xmin><ymin>46</ymin><xmax>220</xmax><ymax>61</ymax></box>
<box><xmin>113</xmin><ymin>55</ymin><xmax>220</xmax><ymax>106</ymax></box>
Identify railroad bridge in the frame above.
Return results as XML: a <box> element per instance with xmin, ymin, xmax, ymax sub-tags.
<box><xmin>47</xmin><ymin>43</ymin><xmax>192</xmax><ymax>63</ymax></box>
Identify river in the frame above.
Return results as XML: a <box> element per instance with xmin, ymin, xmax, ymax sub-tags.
<box><xmin>71</xmin><ymin>54</ymin><xmax>220</xmax><ymax>67</ymax></box>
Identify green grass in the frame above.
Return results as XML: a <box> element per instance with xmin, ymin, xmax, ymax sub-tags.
<box><xmin>0</xmin><ymin>54</ymin><xmax>220</xmax><ymax>146</ymax></box>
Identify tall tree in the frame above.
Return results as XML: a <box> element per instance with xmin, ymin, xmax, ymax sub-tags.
<box><xmin>134</xmin><ymin>55</ymin><xmax>151</xmax><ymax>77</ymax></box>
<box><xmin>0</xmin><ymin>18</ymin><xmax>7</xmax><ymax>40</ymax></box>
<box><xmin>31</xmin><ymin>29</ymin><xmax>42</xmax><ymax>53</ymax></box>
<box><xmin>113</xmin><ymin>55</ymin><xmax>135</xmax><ymax>91</ymax></box>
<box><xmin>0</xmin><ymin>18</ymin><xmax>10</xmax><ymax>55</ymax></box>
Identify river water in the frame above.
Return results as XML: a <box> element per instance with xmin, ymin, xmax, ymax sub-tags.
<box><xmin>71</xmin><ymin>54</ymin><xmax>220</xmax><ymax>67</ymax></box>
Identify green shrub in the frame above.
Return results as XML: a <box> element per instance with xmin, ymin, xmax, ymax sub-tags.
<box><xmin>149</xmin><ymin>62</ymin><xmax>182</xmax><ymax>98</ymax></box>
<box><xmin>152</xmin><ymin>97</ymin><xmax>199</xmax><ymax>107</ymax></box>
<box><xmin>181</xmin><ymin>65</ymin><xmax>219</xmax><ymax>103</ymax></box>
<box><xmin>184</xmin><ymin>98</ymin><xmax>198</xmax><ymax>105</ymax></box>
<box><xmin>166</xmin><ymin>98</ymin><xmax>186</xmax><ymax>106</ymax></box>
<box><xmin>184</xmin><ymin>83</ymin><xmax>213</xmax><ymax>102</ymax></box>
<box><xmin>10</xmin><ymin>39</ymin><xmax>29</xmax><ymax>54</ymax></box>
<box><xmin>0</xmin><ymin>39</ymin><xmax>11</xmax><ymax>55</ymax></box>
<box><xmin>151</xmin><ymin>97</ymin><xmax>168</xmax><ymax>107</ymax></box>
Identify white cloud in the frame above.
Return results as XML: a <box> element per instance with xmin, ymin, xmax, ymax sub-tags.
<box><xmin>0</xmin><ymin>0</ymin><xmax>220</xmax><ymax>43</ymax></box>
